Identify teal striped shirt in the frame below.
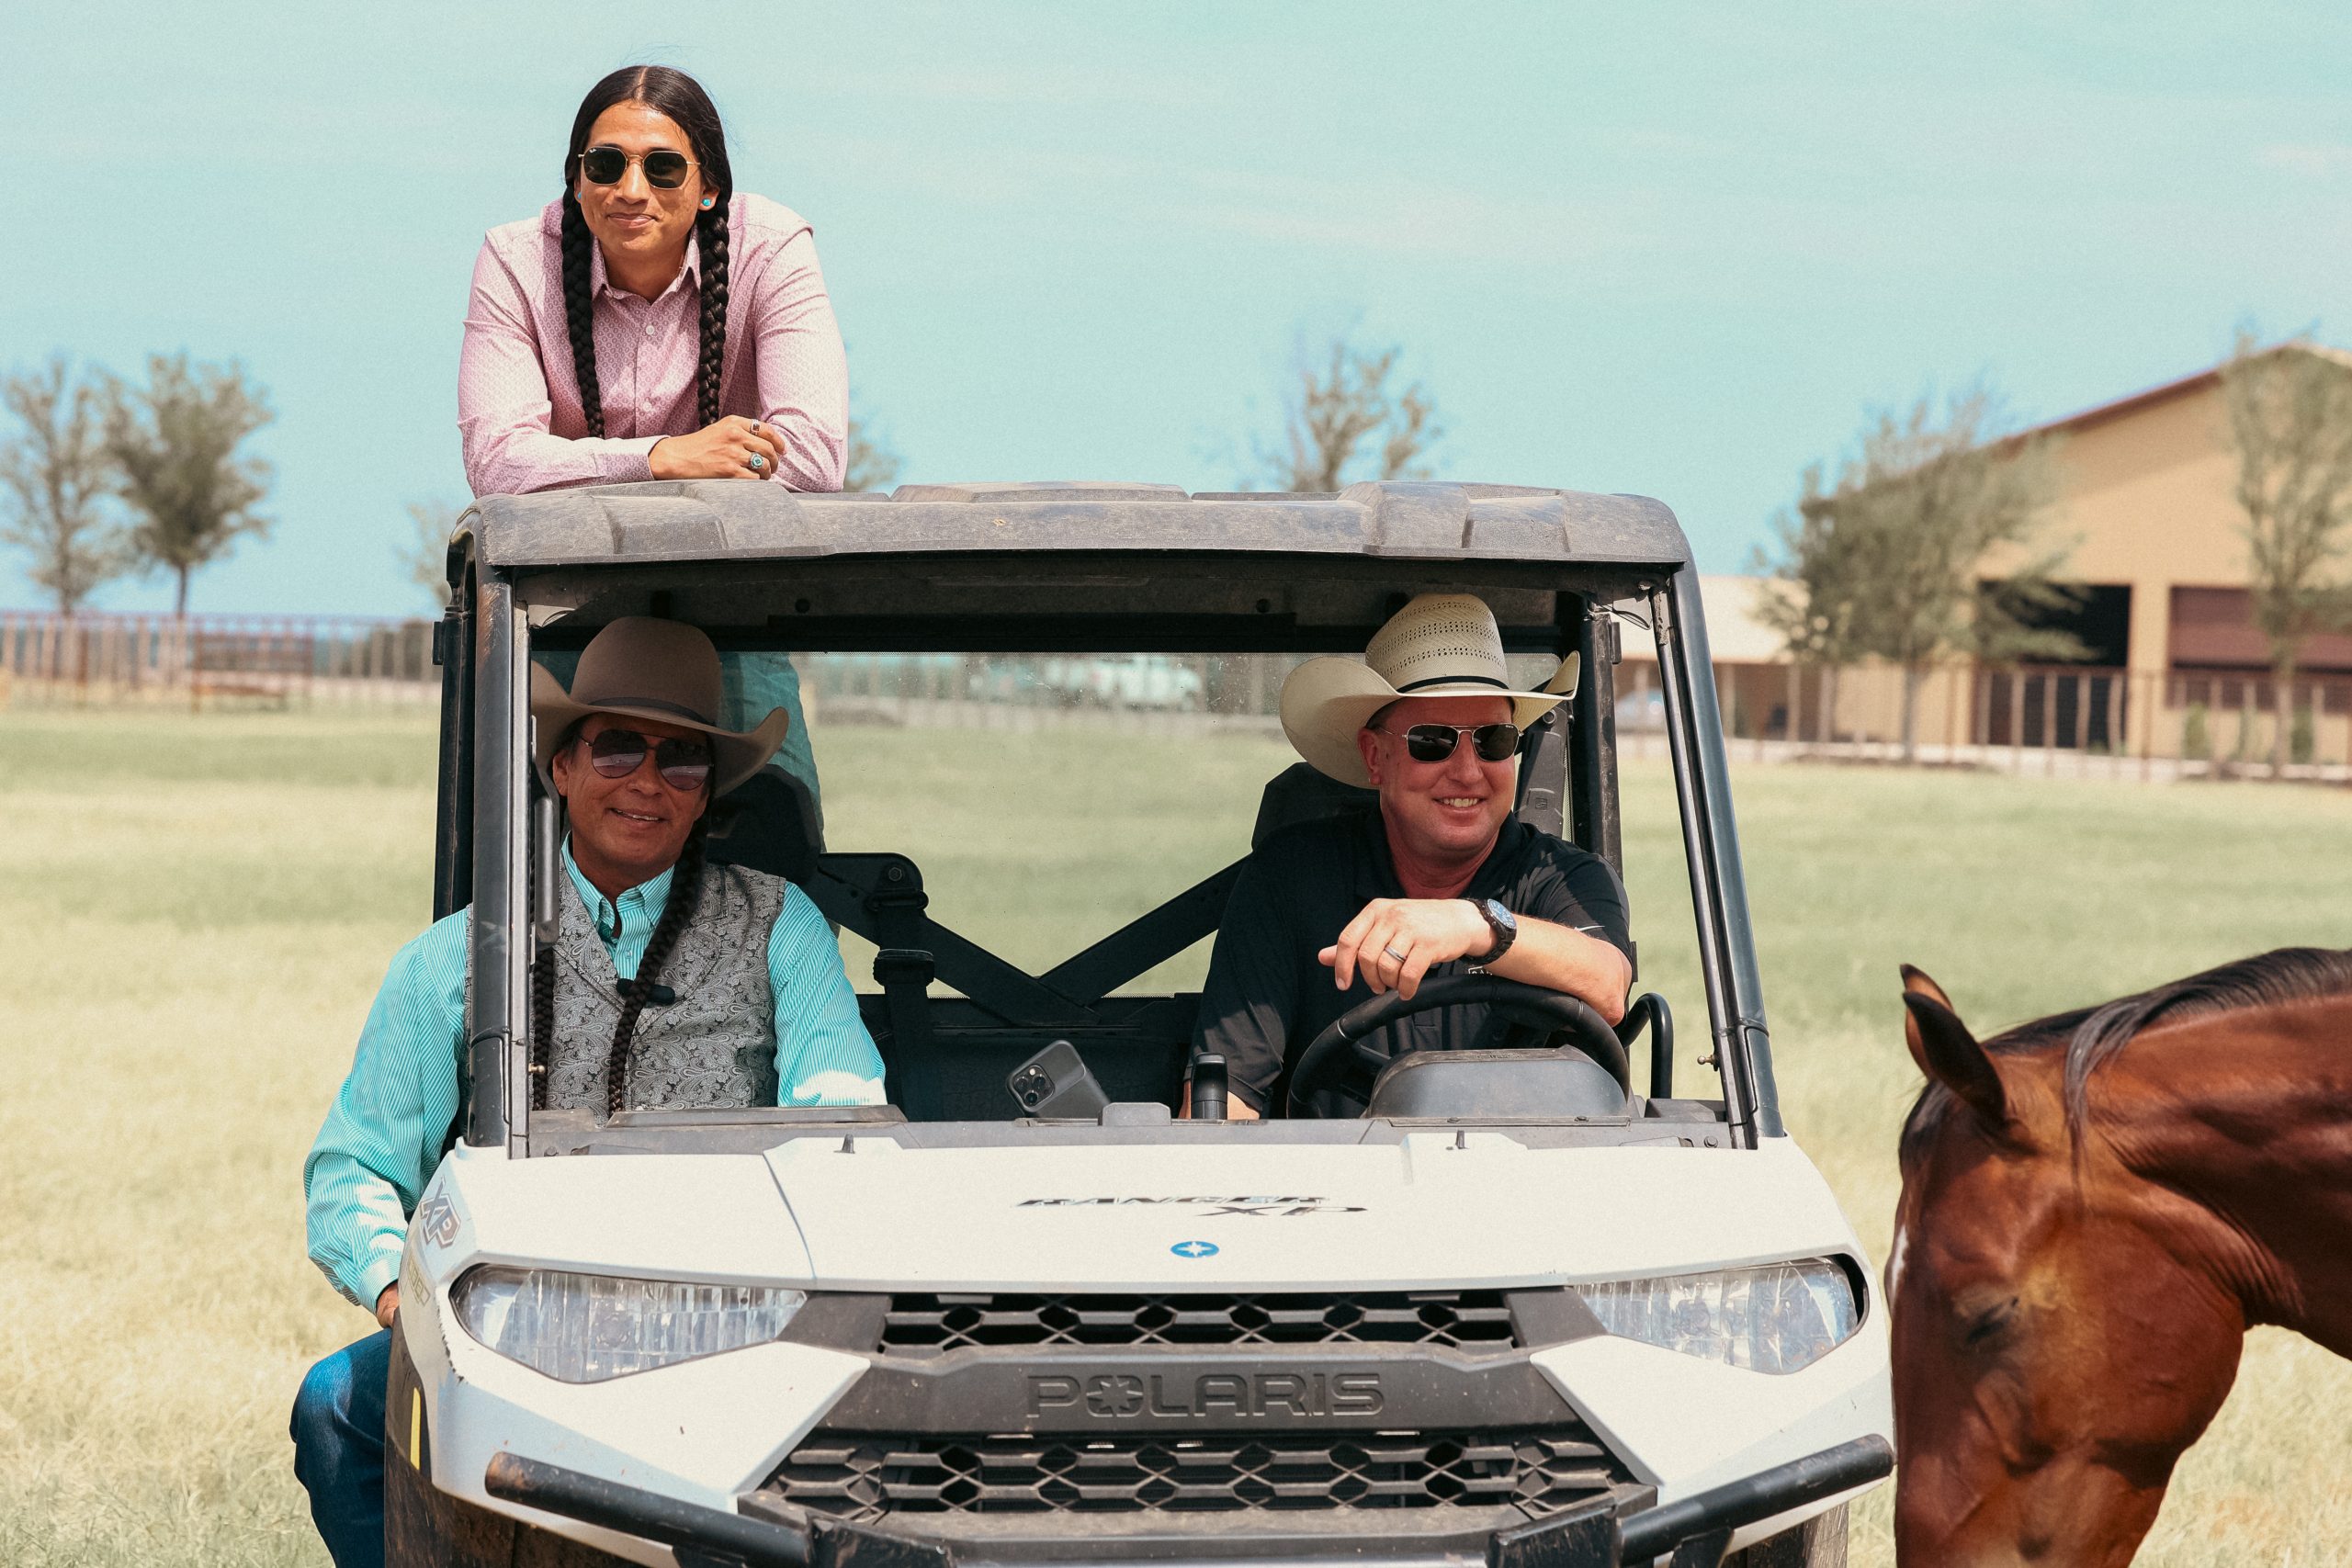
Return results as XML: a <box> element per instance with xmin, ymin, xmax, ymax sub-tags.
<box><xmin>302</xmin><ymin>842</ymin><xmax>883</xmax><ymax>1310</ymax></box>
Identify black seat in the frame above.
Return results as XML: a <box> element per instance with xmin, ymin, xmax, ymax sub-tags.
<box><xmin>1251</xmin><ymin>762</ymin><xmax>1374</xmax><ymax>849</ymax></box>
<box><xmin>704</xmin><ymin>767</ymin><xmax>823</xmax><ymax>883</ymax></box>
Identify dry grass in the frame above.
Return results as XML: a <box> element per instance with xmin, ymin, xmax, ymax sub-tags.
<box><xmin>1</xmin><ymin>706</ymin><xmax>2346</xmax><ymax>1564</ymax></box>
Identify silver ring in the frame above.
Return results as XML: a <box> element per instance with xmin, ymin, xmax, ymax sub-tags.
<box><xmin>1384</xmin><ymin>943</ymin><xmax>1409</xmax><ymax>963</ymax></box>
<box><xmin>747</xmin><ymin>453</ymin><xmax>767</xmax><ymax>474</ymax></box>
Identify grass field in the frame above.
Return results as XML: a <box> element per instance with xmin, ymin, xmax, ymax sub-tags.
<box><xmin>2</xmin><ymin>705</ymin><xmax>2348</xmax><ymax>1565</ymax></box>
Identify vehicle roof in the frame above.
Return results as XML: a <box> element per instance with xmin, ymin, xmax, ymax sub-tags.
<box><xmin>463</xmin><ymin>479</ymin><xmax>1693</xmax><ymax>572</ymax></box>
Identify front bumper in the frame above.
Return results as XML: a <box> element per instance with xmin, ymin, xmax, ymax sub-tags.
<box><xmin>487</xmin><ymin>1438</ymin><xmax>1893</xmax><ymax>1568</ymax></box>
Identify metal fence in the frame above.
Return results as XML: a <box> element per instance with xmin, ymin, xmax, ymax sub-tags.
<box><xmin>1618</xmin><ymin>659</ymin><xmax>2352</xmax><ymax>783</ymax></box>
<box><xmin>0</xmin><ymin>610</ymin><xmax>439</xmax><ymax>707</ymax></box>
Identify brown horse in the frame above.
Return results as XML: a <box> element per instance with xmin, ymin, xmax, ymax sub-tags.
<box><xmin>1888</xmin><ymin>946</ymin><xmax>2352</xmax><ymax>1566</ymax></box>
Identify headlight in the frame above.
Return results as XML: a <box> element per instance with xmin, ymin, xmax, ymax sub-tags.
<box><xmin>452</xmin><ymin>1266</ymin><xmax>807</xmax><ymax>1384</ymax></box>
<box><xmin>1573</xmin><ymin>1258</ymin><xmax>1860</xmax><ymax>1374</ymax></box>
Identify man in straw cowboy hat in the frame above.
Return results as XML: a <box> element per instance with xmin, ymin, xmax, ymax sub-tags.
<box><xmin>289</xmin><ymin>617</ymin><xmax>882</xmax><ymax>1568</ymax></box>
<box><xmin>1196</xmin><ymin>593</ymin><xmax>1633</xmax><ymax>1118</ymax></box>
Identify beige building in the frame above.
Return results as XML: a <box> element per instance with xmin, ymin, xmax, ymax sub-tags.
<box><xmin>1627</xmin><ymin>347</ymin><xmax>2352</xmax><ymax>761</ymax></box>
<box><xmin>1984</xmin><ymin>345</ymin><xmax>2352</xmax><ymax>714</ymax></box>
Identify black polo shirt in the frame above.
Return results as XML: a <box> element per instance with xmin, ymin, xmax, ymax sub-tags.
<box><xmin>1193</xmin><ymin>808</ymin><xmax>1633</xmax><ymax>1114</ymax></box>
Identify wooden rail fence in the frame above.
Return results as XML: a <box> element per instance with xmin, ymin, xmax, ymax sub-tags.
<box><xmin>0</xmin><ymin>611</ymin><xmax>438</xmax><ymax>708</ymax></box>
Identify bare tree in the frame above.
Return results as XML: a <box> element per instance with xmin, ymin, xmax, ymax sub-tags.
<box><xmin>400</xmin><ymin>499</ymin><xmax>463</xmax><ymax>609</ymax></box>
<box><xmin>1763</xmin><ymin>383</ymin><xmax>2080</xmax><ymax>759</ymax></box>
<box><xmin>2220</xmin><ymin>330</ymin><xmax>2352</xmax><ymax>774</ymax></box>
<box><xmin>1</xmin><ymin>356</ymin><xmax>126</xmax><ymax>615</ymax></box>
<box><xmin>104</xmin><ymin>353</ymin><xmax>273</xmax><ymax>615</ymax></box>
<box><xmin>843</xmin><ymin>409</ymin><xmax>904</xmax><ymax>494</ymax></box>
<box><xmin>1252</xmin><ymin>332</ymin><xmax>1442</xmax><ymax>491</ymax></box>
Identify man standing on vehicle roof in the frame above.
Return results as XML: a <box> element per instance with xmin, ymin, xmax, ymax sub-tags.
<box><xmin>1196</xmin><ymin>593</ymin><xmax>1634</xmax><ymax>1118</ymax></box>
<box><xmin>288</xmin><ymin>616</ymin><xmax>885</xmax><ymax>1568</ymax></box>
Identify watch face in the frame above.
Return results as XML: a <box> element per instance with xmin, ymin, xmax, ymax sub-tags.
<box><xmin>1485</xmin><ymin>898</ymin><xmax>1517</xmax><ymax>933</ymax></box>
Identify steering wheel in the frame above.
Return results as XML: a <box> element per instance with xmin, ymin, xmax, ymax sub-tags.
<box><xmin>1284</xmin><ymin>976</ymin><xmax>1632</xmax><ymax>1119</ymax></box>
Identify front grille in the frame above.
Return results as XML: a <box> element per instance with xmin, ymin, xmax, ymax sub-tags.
<box><xmin>768</xmin><ymin>1430</ymin><xmax>1626</xmax><ymax>1521</ymax></box>
<box><xmin>880</xmin><ymin>1292</ymin><xmax>1516</xmax><ymax>1355</ymax></box>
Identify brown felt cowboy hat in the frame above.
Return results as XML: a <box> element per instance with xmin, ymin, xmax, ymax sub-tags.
<box><xmin>1279</xmin><ymin>593</ymin><xmax>1579</xmax><ymax>787</ymax></box>
<box><xmin>531</xmin><ymin>617</ymin><xmax>791</xmax><ymax>796</ymax></box>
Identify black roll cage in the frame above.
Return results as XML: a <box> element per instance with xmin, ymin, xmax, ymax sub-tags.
<box><xmin>431</xmin><ymin>528</ymin><xmax>1781</xmax><ymax>1157</ymax></box>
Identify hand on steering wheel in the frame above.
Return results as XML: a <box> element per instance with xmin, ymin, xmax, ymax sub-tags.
<box><xmin>1319</xmin><ymin>897</ymin><xmax>1492</xmax><ymax>999</ymax></box>
<box><xmin>649</xmin><ymin>415</ymin><xmax>786</xmax><ymax>480</ymax></box>
<box><xmin>1283</xmin><ymin>976</ymin><xmax>1630</xmax><ymax>1120</ymax></box>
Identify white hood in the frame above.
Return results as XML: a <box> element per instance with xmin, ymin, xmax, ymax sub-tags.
<box><xmin>763</xmin><ymin>1132</ymin><xmax>1863</xmax><ymax>1289</ymax></box>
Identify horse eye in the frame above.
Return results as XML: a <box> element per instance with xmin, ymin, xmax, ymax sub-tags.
<box><xmin>1962</xmin><ymin>1297</ymin><xmax>2018</xmax><ymax>1347</ymax></box>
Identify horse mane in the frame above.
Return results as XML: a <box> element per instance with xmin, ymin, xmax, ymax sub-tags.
<box><xmin>1900</xmin><ymin>946</ymin><xmax>2352</xmax><ymax>1167</ymax></box>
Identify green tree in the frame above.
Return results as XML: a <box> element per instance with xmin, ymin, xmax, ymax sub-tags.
<box><xmin>1762</xmin><ymin>383</ymin><xmax>2081</xmax><ymax>760</ymax></box>
<box><xmin>1753</xmin><ymin>465</ymin><xmax>1871</xmax><ymax>741</ymax></box>
<box><xmin>2219</xmin><ymin>331</ymin><xmax>2352</xmax><ymax>775</ymax></box>
<box><xmin>1253</xmin><ymin>331</ymin><xmax>1441</xmax><ymax>491</ymax></box>
<box><xmin>104</xmin><ymin>353</ymin><xmax>273</xmax><ymax>615</ymax></box>
<box><xmin>1</xmin><ymin>355</ymin><xmax>126</xmax><ymax>615</ymax></box>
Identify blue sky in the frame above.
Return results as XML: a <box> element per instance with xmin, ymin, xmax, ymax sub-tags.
<box><xmin>7</xmin><ymin>0</ymin><xmax>2350</xmax><ymax>615</ymax></box>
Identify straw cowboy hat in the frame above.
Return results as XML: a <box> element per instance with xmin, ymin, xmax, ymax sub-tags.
<box><xmin>531</xmin><ymin>617</ymin><xmax>791</xmax><ymax>796</ymax></box>
<box><xmin>1279</xmin><ymin>593</ymin><xmax>1579</xmax><ymax>787</ymax></box>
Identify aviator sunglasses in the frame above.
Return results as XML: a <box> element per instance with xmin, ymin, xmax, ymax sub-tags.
<box><xmin>577</xmin><ymin>145</ymin><xmax>699</xmax><ymax>189</ymax></box>
<box><xmin>1376</xmin><ymin>722</ymin><xmax>1523</xmax><ymax>764</ymax></box>
<box><xmin>582</xmin><ymin>727</ymin><xmax>714</xmax><ymax>790</ymax></box>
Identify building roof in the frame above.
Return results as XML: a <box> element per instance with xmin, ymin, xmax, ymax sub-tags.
<box><xmin>463</xmin><ymin>479</ymin><xmax>1693</xmax><ymax>572</ymax></box>
<box><xmin>2020</xmin><ymin>340</ymin><xmax>2352</xmax><ymax>444</ymax></box>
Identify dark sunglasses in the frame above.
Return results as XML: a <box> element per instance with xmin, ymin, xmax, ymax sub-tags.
<box><xmin>583</xmin><ymin>728</ymin><xmax>713</xmax><ymax>790</ymax></box>
<box><xmin>578</xmin><ymin>145</ymin><xmax>698</xmax><ymax>189</ymax></box>
<box><xmin>1377</xmin><ymin>722</ymin><xmax>1522</xmax><ymax>764</ymax></box>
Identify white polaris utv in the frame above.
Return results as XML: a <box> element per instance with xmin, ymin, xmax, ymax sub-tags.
<box><xmin>386</xmin><ymin>480</ymin><xmax>1892</xmax><ymax>1568</ymax></box>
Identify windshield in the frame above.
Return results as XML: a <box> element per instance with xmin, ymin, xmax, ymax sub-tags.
<box><xmin>513</xmin><ymin>622</ymin><xmax>1728</xmax><ymax>1143</ymax></box>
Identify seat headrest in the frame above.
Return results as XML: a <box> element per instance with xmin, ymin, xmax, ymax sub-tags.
<box><xmin>703</xmin><ymin>767</ymin><xmax>821</xmax><ymax>883</ymax></box>
<box><xmin>1251</xmin><ymin>761</ymin><xmax>1375</xmax><ymax>850</ymax></box>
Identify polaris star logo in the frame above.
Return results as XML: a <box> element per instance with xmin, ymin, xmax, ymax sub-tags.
<box><xmin>1029</xmin><ymin>1371</ymin><xmax>1386</xmax><ymax>1420</ymax></box>
<box><xmin>1019</xmin><ymin>1195</ymin><xmax>1366</xmax><ymax>1216</ymax></box>
<box><xmin>1171</xmin><ymin>1240</ymin><xmax>1219</xmax><ymax>1258</ymax></box>
<box><xmin>1086</xmin><ymin>1375</ymin><xmax>1146</xmax><ymax>1416</ymax></box>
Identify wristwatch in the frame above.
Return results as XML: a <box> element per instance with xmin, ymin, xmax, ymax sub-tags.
<box><xmin>1464</xmin><ymin>897</ymin><xmax>1518</xmax><ymax>965</ymax></box>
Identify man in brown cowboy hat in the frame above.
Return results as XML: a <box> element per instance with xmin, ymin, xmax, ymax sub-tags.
<box><xmin>290</xmin><ymin>617</ymin><xmax>881</xmax><ymax>1568</ymax></box>
<box><xmin>1195</xmin><ymin>592</ymin><xmax>1633</xmax><ymax>1118</ymax></box>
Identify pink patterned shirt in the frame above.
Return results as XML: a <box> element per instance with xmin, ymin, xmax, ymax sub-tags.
<box><xmin>458</xmin><ymin>194</ymin><xmax>848</xmax><ymax>496</ymax></box>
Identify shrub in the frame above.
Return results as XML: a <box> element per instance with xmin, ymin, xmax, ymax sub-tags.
<box><xmin>2182</xmin><ymin>703</ymin><xmax>2211</xmax><ymax>761</ymax></box>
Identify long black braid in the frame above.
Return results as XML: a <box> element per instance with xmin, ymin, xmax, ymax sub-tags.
<box><xmin>529</xmin><ymin>944</ymin><xmax>560</xmax><ymax>1111</ymax></box>
<box><xmin>692</xmin><ymin>200</ymin><xmax>730</xmax><ymax>428</ymax></box>
<box><xmin>559</xmin><ymin>196</ymin><xmax>606</xmax><ymax>438</ymax></box>
<box><xmin>557</xmin><ymin>66</ymin><xmax>738</xmax><ymax>444</ymax></box>
<box><xmin>605</xmin><ymin>816</ymin><xmax>710</xmax><ymax>1118</ymax></box>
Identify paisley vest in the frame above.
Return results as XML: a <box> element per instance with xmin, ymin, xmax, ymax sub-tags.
<box><xmin>544</xmin><ymin>862</ymin><xmax>789</xmax><ymax>1114</ymax></box>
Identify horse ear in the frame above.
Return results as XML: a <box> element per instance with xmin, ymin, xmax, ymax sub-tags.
<box><xmin>1904</xmin><ymin>991</ymin><xmax>2007</xmax><ymax>1127</ymax></box>
<box><xmin>1899</xmin><ymin>963</ymin><xmax>1954</xmax><ymax>1011</ymax></box>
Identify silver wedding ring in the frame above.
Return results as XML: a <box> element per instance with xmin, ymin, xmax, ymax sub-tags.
<box><xmin>747</xmin><ymin>453</ymin><xmax>767</xmax><ymax>474</ymax></box>
<box><xmin>1384</xmin><ymin>943</ymin><xmax>1409</xmax><ymax>962</ymax></box>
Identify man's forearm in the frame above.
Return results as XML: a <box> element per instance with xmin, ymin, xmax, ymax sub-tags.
<box><xmin>1482</xmin><ymin>917</ymin><xmax>1632</xmax><ymax>1024</ymax></box>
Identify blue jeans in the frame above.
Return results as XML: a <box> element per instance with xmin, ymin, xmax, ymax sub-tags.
<box><xmin>290</xmin><ymin>1329</ymin><xmax>390</xmax><ymax>1568</ymax></box>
